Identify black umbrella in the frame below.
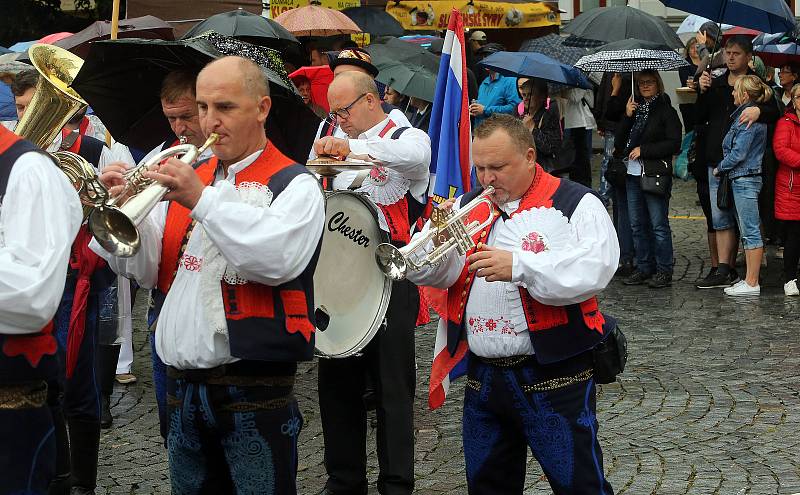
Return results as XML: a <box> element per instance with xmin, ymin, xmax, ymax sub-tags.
<box><xmin>182</xmin><ymin>9</ymin><xmax>300</xmax><ymax>51</ymax></box>
<box><xmin>72</xmin><ymin>32</ymin><xmax>302</xmax><ymax>152</ymax></box>
<box><xmin>563</xmin><ymin>6</ymin><xmax>683</xmax><ymax>50</ymax></box>
<box><xmin>342</xmin><ymin>7</ymin><xmax>404</xmax><ymax>37</ymax></box>
<box><xmin>366</xmin><ymin>37</ymin><xmax>440</xmax><ymax>73</ymax></box>
<box><xmin>519</xmin><ymin>33</ymin><xmax>589</xmax><ymax>66</ymax></box>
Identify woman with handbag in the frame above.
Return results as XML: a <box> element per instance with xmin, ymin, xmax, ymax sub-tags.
<box><xmin>519</xmin><ymin>78</ymin><xmax>564</xmax><ymax>174</ymax></box>
<box><xmin>712</xmin><ymin>75</ymin><xmax>771</xmax><ymax>296</ymax></box>
<box><xmin>773</xmin><ymin>83</ymin><xmax>800</xmax><ymax>296</ymax></box>
<box><xmin>614</xmin><ymin>70</ymin><xmax>682</xmax><ymax>288</ymax></box>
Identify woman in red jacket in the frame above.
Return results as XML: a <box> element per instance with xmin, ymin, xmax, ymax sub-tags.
<box><xmin>772</xmin><ymin>83</ymin><xmax>800</xmax><ymax>296</ymax></box>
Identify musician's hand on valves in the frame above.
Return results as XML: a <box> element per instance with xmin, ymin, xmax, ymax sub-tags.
<box><xmin>467</xmin><ymin>244</ymin><xmax>513</xmax><ymax>282</ymax></box>
<box><xmin>144</xmin><ymin>157</ymin><xmax>205</xmax><ymax>210</ymax></box>
<box><xmin>98</xmin><ymin>161</ymin><xmax>130</xmax><ymax>199</ymax></box>
<box><xmin>314</xmin><ymin>136</ymin><xmax>351</xmax><ymax>158</ymax></box>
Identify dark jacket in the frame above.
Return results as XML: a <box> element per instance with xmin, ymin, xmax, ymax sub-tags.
<box><xmin>614</xmin><ymin>93</ymin><xmax>682</xmax><ymax>163</ymax></box>
<box><xmin>694</xmin><ymin>69</ymin><xmax>780</xmax><ymax>166</ymax></box>
<box><xmin>529</xmin><ymin>98</ymin><xmax>562</xmax><ymax>156</ymax></box>
<box><xmin>594</xmin><ymin>73</ymin><xmax>632</xmax><ymax>133</ymax></box>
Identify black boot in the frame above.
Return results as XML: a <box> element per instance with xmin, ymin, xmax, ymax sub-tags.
<box><xmin>67</xmin><ymin>418</ymin><xmax>101</xmax><ymax>495</ymax></box>
<box><xmin>48</xmin><ymin>382</ymin><xmax>71</xmax><ymax>495</ymax></box>
<box><xmin>96</xmin><ymin>343</ymin><xmax>120</xmax><ymax>429</ymax></box>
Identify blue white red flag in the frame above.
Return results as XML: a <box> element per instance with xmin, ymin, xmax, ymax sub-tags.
<box><xmin>426</xmin><ymin>9</ymin><xmax>472</xmax><ymax>410</ymax></box>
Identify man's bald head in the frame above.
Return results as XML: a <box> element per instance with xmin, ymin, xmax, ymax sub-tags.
<box><xmin>329</xmin><ymin>70</ymin><xmax>379</xmax><ymax>99</ymax></box>
<box><xmin>199</xmin><ymin>56</ymin><xmax>269</xmax><ymax>101</ymax></box>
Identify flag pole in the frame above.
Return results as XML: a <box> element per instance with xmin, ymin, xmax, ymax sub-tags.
<box><xmin>105</xmin><ymin>0</ymin><xmax>121</xmax><ymax>146</ymax></box>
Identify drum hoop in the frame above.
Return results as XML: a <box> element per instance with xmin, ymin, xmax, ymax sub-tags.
<box><xmin>315</xmin><ymin>190</ymin><xmax>393</xmax><ymax>358</ymax></box>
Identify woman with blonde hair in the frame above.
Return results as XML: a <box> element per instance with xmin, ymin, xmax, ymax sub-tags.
<box><xmin>712</xmin><ymin>75</ymin><xmax>773</xmax><ymax>296</ymax></box>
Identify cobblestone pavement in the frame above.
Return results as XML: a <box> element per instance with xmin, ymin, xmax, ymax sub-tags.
<box><xmin>98</xmin><ymin>174</ymin><xmax>800</xmax><ymax>494</ymax></box>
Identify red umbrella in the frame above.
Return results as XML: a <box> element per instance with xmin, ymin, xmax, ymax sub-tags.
<box><xmin>289</xmin><ymin>65</ymin><xmax>334</xmax><ymax>112</ymax></box>
<box><xmin>721</xmin><ymin>26</ymin><xmax>762</xmax><ymax>43</ymax></box>
<box><xmin>275</xmin><ymin>5</ymin><xmax>361</xmax><ymax>37</ymax></box>
<box><xmin>54</xmin><ymin>15</ymin><xmax>175</xmax><ymax>58</ymax></box>
<box><xmin>39</xmin><ymin>32</ymin><xmax>73</xmax><ymax>44</ymax></box>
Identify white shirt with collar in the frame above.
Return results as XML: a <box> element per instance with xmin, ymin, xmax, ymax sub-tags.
<box><xmin>0</xmin><ymin>150</ymin><xmax>82</xmax><ymax>334</ymax></box>
<box><xmin>406</xmin><ymin>186</ymin><xmax>618</xmax><ymax>358</ymax></box>
<box><xmin>91</xmin><ymin>146</ymin><xmax>326</xmax><ymax>369</ymax></box>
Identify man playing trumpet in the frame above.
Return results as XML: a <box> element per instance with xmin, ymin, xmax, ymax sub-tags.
<box><xmin>406</xmin><ymin>115</ymin><xmax>619</xmax><ymax>494</ymax></box>
<box><xmin>92</xmin><ymin>56</ymin><xmax>325</xmax><ymax>493</ymax></box>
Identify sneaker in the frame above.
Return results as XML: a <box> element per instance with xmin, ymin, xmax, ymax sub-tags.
<box><xmin>623</xmin><ymin>271</ymin><xmax>651</xmax><ymax>285</ymax></box>
<box><xmin>648</xmin><ymin>272</ymin><xmax>672</xmax><ymax>288</ymax></box>
<box><xmin>696</xmin><ymin>269</ymin><xmax>736</xmax><ymax>289</ymax></box>
<box><xmin>115</xmin><ymin>373</ymin><xmax>137</xmax><ymax>385</ymax></box>
<box><xmin>785</xmin><ymin>279</ymin><xmax>800</xmax><ymax>296</ymax></box>
<box><xmin>615</xmin><ymin>261</ymin><xmax>636</xmax><ymax>278</ymax></box>
<box><xmin>724</xmin><ymin>280</ymin><xmax>760</xmax><ymax>296</ymax></box>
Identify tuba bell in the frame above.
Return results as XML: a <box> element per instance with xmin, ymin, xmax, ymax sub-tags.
<box><xmin>14</xmin><ymin>44</ymin><xmax>109</xmax><ymax>219</ymax></box>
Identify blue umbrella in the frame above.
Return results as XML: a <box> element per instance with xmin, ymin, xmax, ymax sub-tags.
<box><xmin>660</xmin><ymin>0</ymin><xmax>795</xmax><ymax>34</ymax></box>
<box><xmin>753</xmin><ymin>32</ymin><xmax>800</xmax><ymax>66</ymax></box>
<box><xmin>477</xmin><ymin>51</ymin><xmax>592</xmax><ymax>90</ymax></box>
<box><xmin>9</xmin><ymin>40</ymin><xmax>34</xmax><ymax>52</ymax></box>
<box><xmin>0</xmin><ymin>46</ymin><xmax>10</xmax><ymax>55</ymax></box>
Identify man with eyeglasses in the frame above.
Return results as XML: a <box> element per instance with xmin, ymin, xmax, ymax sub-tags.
<box><xmin>312</xmin><ymin>71</ymin><xmax>430</xmax><ymax>495</ymax></box>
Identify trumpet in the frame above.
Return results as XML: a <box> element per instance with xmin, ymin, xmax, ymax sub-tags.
<box><xmin>375</xmin><ymin>186</ymin><xmax>496</xmax><ymax>281</ymax></box>
<box><xmin>87</xmin><ymin>133</ymin><xmax>219</xmax><ymax>258</ymax></box>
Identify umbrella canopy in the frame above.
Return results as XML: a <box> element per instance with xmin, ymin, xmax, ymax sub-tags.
<box><xmin>274</xmin><ymin>5</ymin><xmax>361</xmax><ymax>37</ymax></box>
<box><xmin>563</xmin><ymin>6</ymin><xmax>683</xmax><ymax>50</ymax></box>
<box><xmin>72</xmin><ymin>32</ymin><xmax>299</xmax><ymax>151</ymax></box>
<box><xmin>9</xmin><ymin>41</ymin><xmax>34</xmax><ymax>52</ymax></box>
<box><xmin>575</xmin><ymin>39</ymin><xmax>689</xmax><ymax>73</ymax></box>
<box><xmin>478</xmin><ymin>51</ymin><xmax>592</xmax><ymax>89</ymax></box>
<box><xmin>289</xmin><ymin>65</ymin><xmax>334</xmax><ymax>112</ymax></box>
<box><xmin>661</xmin><ymin>0</ymin><xmax>795</xmax><ymax>35</ymax></box>
<box><xmin>182</xmin><ymin>9</ymin><xmax>299</xmax><ymax>50</ymax></box>
<box><xmin>54</xmin><ymin>16</ymin><xmax>175</xmax><ymax>58</ymax></box>
<box><xmin>366</xmin><ymin>37</ymin><xmax>440</xmax><ymax>73</ymax></box>
<box><xmin>376</xmin><ymin>63</ymin><xmax>436</xmax><ymax>101</ymax></box>
<box><xmin>753</xmin><ymin>32</ymin><xmax>800</xmax><ymax>67</ymax></box>
<box><xmin>676</xmin><ymin>15</ymin><xmax>734</xmax><ymax>42</ymax></box>
<box><xmin>342</xmin><ymin>7</ymin><xmax>404</xmax><ymax>37</ymax></box>
<box><xmin>0</xmin><ymin>47</ymin><xmax>10</xmax><ymax>55</ymax></box>
<box><xmin>519</xmin><ymin>33</ymin><xmax>589</xmax><ymax>66</ymax></box>
<box><xmin>721</xmin><ymin>26</ymin><xmax>762</xmax><ymax>42</ymax></box>
<box><xmin>39</xmin><ymin>32</ymin><xmax>73</xmax><ymax>44</ymax></box>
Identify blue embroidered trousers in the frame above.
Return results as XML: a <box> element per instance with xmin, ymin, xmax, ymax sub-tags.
<box><xmin>166</xmin><ymin>364</ymin><xmax>303</xmax><ymax>494</ymax></box>
<box><xmin>462</xmin><ymin>351</ymin><xmax>614</xmax><ymax>495</ymax></box>
<box><xmin>0</xmin><ymin>382</ymin><xmax>55</xmax><ymax>494</ymax></box>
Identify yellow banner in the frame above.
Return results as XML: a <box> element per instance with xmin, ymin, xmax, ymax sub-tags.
<box><xmin>386</xmin><ymin>1</ymin><xmax>560</xmax><ymax>30</ymax></box>
<box><xmin>269</xmin><ymin>0</ymin><xmax>360</xmax><ymax>19</ymax></box>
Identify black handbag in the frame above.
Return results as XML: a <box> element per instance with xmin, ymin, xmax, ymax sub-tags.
<box><xmin>640</xmin><ymin>158</ymin><xmax>672</xmax><ymax>197</ymax></box>
<box><xmin>604</xmin><ymin>157</ymin><xmax>628</xmax><ymax>188</ymax></box>
<box><xmin>716</xmin><ymin>171</ymin><xmax>733</xmax><ymax>210</ymax></box>
<box><xmin>592</xmin><ymin>326</ymin><xmax>628</xmax><ymax>384</ymax></box>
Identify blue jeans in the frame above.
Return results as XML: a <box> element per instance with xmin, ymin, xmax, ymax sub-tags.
<box><xmin>732</xmin><ymin>175</ymin><xmax>764</xmax><ymax>249</ymax></box>
<box><xmin>626</xmin><ymin>175</ymin><xmax>674</xmax><ymax>274</ymax></box>
<box><xmin>598</xmin><ymin>131</ymin><xmax>614</xmax><ymax>201</ymax></box>
<box><xmin>612</xmin><ymin>180</ymin><xmax>635</xmax><ymax>264</ymax></box>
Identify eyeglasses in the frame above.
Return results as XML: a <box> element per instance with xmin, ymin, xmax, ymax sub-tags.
<box><xmin>328</xmin><ymin>93</ymin><xmax>367</xmax><ymax>121</ymax></box>
<box><xmin>793</xmin><ymin>95</ymin><xmax>800</xmax><ymax>100</ymax></box>
<box><xmin>637</xmin><ymin>80</ymin><xmax>658</xmax><ymax>87</ymax></box>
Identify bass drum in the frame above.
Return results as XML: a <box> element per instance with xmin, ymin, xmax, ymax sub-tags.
<box><xmin>313</xmin><ymin>191</ymin><xmax>392</xmax><ymax>358</ymax></box>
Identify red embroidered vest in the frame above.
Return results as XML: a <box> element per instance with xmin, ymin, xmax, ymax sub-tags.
<box><xmin>444</xmin><ymin>167</ymin><xmax>614</xmax><ymax>365</ymax></box>
<box><xmin>156</xmin><ymin>143</ymin><xmax>320</xmax><ymax>363</ymax></box>
<box><xmin>0</xmin><ymin>127</ymin><xmax>59</xmax><ymax>383</ymax></box>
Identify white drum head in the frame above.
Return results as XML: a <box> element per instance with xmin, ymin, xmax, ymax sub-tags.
<box><xmin>314</xmin><ymin>191</ymin><xmax>392</xmax><ymax>358</ymax></box>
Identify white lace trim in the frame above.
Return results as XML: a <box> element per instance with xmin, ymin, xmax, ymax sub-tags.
<box><xmin>202</xmin><ymin>182</ymin><xmax>274</xmax><ymax>335</ymax></box>
<box><xmin>355</xmin><ymin>166</ymin><xmax>410</xmax><ymax>205</ymax></box>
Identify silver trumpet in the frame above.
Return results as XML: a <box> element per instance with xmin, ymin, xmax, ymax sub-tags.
<box><xmin>375</xmin><ymin>186</ymin><xmax>496</xmax><ymax>281</ymax></box>
<box><xmin>88</xmin><ymin>133</ymin><xmax>219</xmax><ymax>258</ymax></box>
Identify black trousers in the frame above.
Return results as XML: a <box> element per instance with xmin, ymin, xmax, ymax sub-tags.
<box><xmin>318</xmin><ymin>279</ymin><xmax>419</xmax><ymax>495</ymax></box>
<box><xmin>567</xmin><ymin>128</ymin><xmax>593</xmax><ymax>188</ymax></box>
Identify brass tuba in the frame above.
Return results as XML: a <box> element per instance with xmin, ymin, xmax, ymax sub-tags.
<box><xmin>14</xmin><ymin>44</ymin><xmax>109</xmax><ymax>219</ymax></box>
